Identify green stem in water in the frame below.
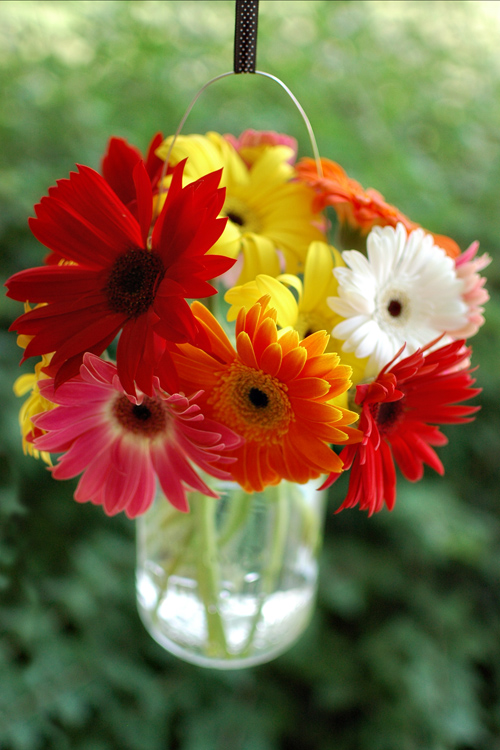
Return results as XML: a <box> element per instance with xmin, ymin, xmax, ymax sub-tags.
<box><xmin>240</xmin><ymin>483</ymin><xmax>290</xmax><ymax>656</ymax></box>
<box><xmin>150</xmin><ymin>525</ymin><xmax>195</xmax><ymax>623</ymax></box>
<box><xmin>146</xmin><ymin>504</ymin><xmax>195</xmax><ymax>632</ymax></box>
<box><xmin>217</xmin><ymin>487</ymin><xmax>253</xmax><ymax>548</ymax></box>
<box><xmin>193</xmin><ymin>494</ymin><xmax>230</xmax><ymax>659</ymax></box>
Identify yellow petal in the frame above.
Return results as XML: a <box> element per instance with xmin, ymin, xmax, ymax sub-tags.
<box><xmin>277</xmin><ymin>272</ymin><xmax>302</xmax><ymax>290</ymax></box>
<box><xmin>302</xmin><ymin>242</ymin><xmax>337</xmax><ymax>312</ymax></box>
<box><xmin>254</xmin><ymin>275</ymin><xmax>298</xmax><ymax>328</ymax></box>
<box><xmin>13</xmin><ymin>373</ymin><xmax>36</xmax><ymax>397</ymax></box>
<box><xmin>238</xmin><ymin>235</ymin><xmax>281</xmax><ymax>284</ymax></box>
<box><xmin>225</xmin><ymin>280</ymin><xmax>261</xmax><ymax>322</ymax></box>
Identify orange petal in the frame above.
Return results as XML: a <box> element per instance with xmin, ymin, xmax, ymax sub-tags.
<box><xmin>306</xmin><ymin>420</ymin><xmax>346</xmax><ymax>441</ymax></box>
<box><xmin>172</xmin><ymin>346</ymin><xmax>220</xmax><ymax>388</ymax></box>
<box><xmin>233</xmin><ymin>442</ymin><xmax>279</xmax><ymax>493</ymax></box>
<box><xmin>300</xmin><ymin>330</ymin><xmax>329</xmax><ymax>357</ymax></box>
<box><xmin>191</xmin><ymin>301</ymin><xmax>235</xmax><ymax>363</ymax></box>
<box><xmin>291</xmin><ymin>397</ymin><xmax>342</xmax><ymax>423</ymax></box>
<box><xmin>278</xmin><ymin>328</ymin><xmax>300</xmax><ymax>355</ymax></box>
<box><xmin>278</xmin><ymin>347</ymin><xmax>307</xmax><ymax>381</ymax></box>
<box><xmin>288</xmin><ymin>423</ymin><xmax>344</xmax><ymax>473</ymax></box>
<box><xmin>326</xmin><ymin>426</ymin><xmax>360</xmax><ymax>444</ymax></box>
<box><xmin>236</xmin><ymin>331</ymin><xmax>259</xmax><ymax>369</ymax></box>
<box><xmin>242</xmin><ymin>442</ymin><xmax>265</xmax><ymax>493</ymax></box>
<box><xmin>286</xmin><ymin>376</ymin><xmax>330</xmax><ymax>399</ymax></box>
<box><xmin>282</xmin><ymin>438</ymin><xmax>315</xmax><ymax>483</ymax></box>
<box><xmin>239</xmin><ymin>302</ymin><xmax>260</xmax><ymax>341</ymax></box>
<box><xmin>259</xmin><ymin>342</ymin><xmax>282</xmax><ymax>377</ymax></box>
<box><xmin>253</xmin><ymin>316</ymin><xmax>277</xmax><ymax>362</ymax></box>
<box><xmin>301</xmin><ymin>353</ymin><xmax>342</xmax><ymax>379</ymax></box>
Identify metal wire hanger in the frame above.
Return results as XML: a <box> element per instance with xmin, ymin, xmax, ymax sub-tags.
<box><xmin>157</xmin><ymin>0</ymin><xmax>323</xmax><ymax>208</ymax></box>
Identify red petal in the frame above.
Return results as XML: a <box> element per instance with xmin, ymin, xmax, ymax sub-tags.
<box><xmin>116</xmin><ymin>315</ymin><xmax>152</xmax><ymax>396</ymax></box>
<box><xmin>101</xmin><ymin>136</ymin><xmax>142</xmax><ymax>205</ymax></box>
<box><xmin>29</xmin><ymin>166</ymin><xmax>143</xmax><ymax>267</ymax></box>
<box><xmin>145</xmin><ymin>132</ymin><xmax>164</xmax><ymax>185</ymax></box>
<box><xmin>132</xmin><ymin>161</ymin><xmax>153</xmax><ymax>246</ymax></box>
<box><xmin>380</xmin><ymin>441</ymin><xmax>397</xmax><ymax>510</ymax></box>
<box><xmin>51</xmin><ymin>328</ymin><xmax>120</xmax><ymax>387</ymax></box>
<box><xmin>48</xmin><ymin>311</ymin><xmax>124</xmax><ymax>368</ymax></box>
<box><xmin>153</xmin><ymin>295</ymin><xmax>199</xmax><ymax>343</ymax></box>
<box><xmin>153</xmin><ymin>163</ymin><xmax>227</xmax><ymax>268</ymax></box>
<box><xmin>6</xmin><ymin>266</ymin><xmax>107</xmax><ymax>304</ymax></box>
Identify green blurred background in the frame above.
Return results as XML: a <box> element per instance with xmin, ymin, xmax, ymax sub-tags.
<box><xmin>1</xmin><ymin>1</ymin><xmax>500</xmax><ymax>748</ymax></box>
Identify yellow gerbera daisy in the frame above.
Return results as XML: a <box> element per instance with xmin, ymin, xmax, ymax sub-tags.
<box><xmin>13</xmin><ymin>342</ymin><xmax>55</xmax><ymax>464</ymax></box>
<box><xmin>156</xmin><ymin>132</ymin><xmax>326</xmax><ymax>283</ymax></box>
<box><xmin>224</xmin><ymin>242</ymin><xmax>368</xmax><ymax>386</ymax></box>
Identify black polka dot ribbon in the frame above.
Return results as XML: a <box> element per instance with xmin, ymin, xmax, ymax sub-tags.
<box><xmin>234</xmin><ymin>0</ymin><xmax>259</xmax><ymax>74</ymax></box>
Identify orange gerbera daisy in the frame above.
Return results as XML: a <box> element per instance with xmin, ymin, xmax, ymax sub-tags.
<box><xmin>172</xmin><ymin>297</ymin><xmax>361</xmax><ymax>492</ymax></box>
<box><xmin>296</xmin><ymin>157</ymin><xmax>460</xmax><ymax>259</ymax></box>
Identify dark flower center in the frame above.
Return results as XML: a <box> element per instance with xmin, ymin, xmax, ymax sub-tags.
<box><xmin>374</xmin><ymin>399</ymin><xmax>404</xmax><ymax>435</ymax></box>
<box><xmin>248</xmin><ymin>387</ymin><xmax>269</xmax><ymax>408</ymax></box>
<box><xmin>113</xmin><ymin>395</ymin><xmax>167</xmax><ymax>437</ymax></box>
<box><xmin>226</xmin><ymin>211</ymin><xmax>245</xmax><ymax>227</ymax></box>
<box><xmin>132</xmin><ymin>404</ymin><xmax>152</xmax><ymax>421</ymax></box>
<box><xmin>387</xmin><ymin>299</ymin><xmax>403</xmax><ymax>317</ymax></box>
<box><xmin>105</xmin><ymin>249</ymin><xmax>164</xmax><ymax>318</ymax></box>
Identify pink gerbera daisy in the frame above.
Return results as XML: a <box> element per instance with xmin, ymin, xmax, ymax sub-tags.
<box><xmin>453</xmin><ymin>241</ymin><xmax>491</xmax><ymax>339</ymax></box>
<box><xmin>323</xmin><ymin>339</ymin><xmax>481</xmax><ymax>515</ymax></box>
<box><xmin>32</xmin><ymin>353</ymin><xmax>242</xmax><ymax>518</ymax></box>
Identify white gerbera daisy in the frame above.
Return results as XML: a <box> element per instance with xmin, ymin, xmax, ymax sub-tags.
<box><xmin>328</xmin><ymin>223</ymin><xmax>468</xmax><ymax>376</ymax></box>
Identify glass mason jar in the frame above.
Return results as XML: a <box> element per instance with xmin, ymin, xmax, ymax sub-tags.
<box><xmin>136</xmin><ymin>477</ymin><xmax>327</xmax><ymax>669</ymax></box>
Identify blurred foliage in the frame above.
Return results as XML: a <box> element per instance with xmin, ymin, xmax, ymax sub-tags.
<box><xmin>1</xmin><ymin>1</ymin><xmax>500</xmax><ymax>748</ymax></box>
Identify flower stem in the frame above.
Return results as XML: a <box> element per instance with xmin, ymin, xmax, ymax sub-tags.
<box><xmin>193</xmin><ymin>494</ymin><xmax>230</xmax><ymax>658</ymax></box>
<box><xmin>217</xmin><ymin>486</ymin><xmax>253</xmax><ymax>548</ymax></box>
<box><xmin>240</xmin><ymin>482</ymin><xmax>289</xmax><ymax>656</ymax></box>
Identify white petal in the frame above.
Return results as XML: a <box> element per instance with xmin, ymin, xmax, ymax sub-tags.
<box><xmin>331</xmin><ymin>222</ymin><xmax>468</xmax><ymax>372</ymax></box>
<box><xmin>332</xmin><ymin>315</ymin><xmax>369</xmax><ymax>340</ymax></box>
<box><xmin>328</xmin><ymin>290</ymin><xmax>374</xmax><ymax>316</ymax></box>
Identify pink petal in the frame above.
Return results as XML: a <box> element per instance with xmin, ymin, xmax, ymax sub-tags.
<box><xmin>50</xmin><ymin>427</ymin><xmax>115</xmax><ymax>480</ymax></box>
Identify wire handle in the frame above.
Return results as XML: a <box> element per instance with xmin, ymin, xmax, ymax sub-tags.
<box><xmin>234</xmin><ymin>0</ymin><xmax>259</xmax><ymax>73</ymax></box>
<box><xmin>158</xmin><ymin>70</ymin><xmax>322</xmax><ymax>193</ymax></box>
<box><xmin>154</xmin><ymin>1</ymin><xmax>323</xmax><ymax>219</ymax></box>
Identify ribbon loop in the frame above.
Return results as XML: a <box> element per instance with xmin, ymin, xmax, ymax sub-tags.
<box><xmin>234</xmin><ymin>0</ymin><xmax>259</xmax><ymax>74</ymax></box>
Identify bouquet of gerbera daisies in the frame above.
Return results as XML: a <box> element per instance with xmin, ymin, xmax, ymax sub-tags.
<box><xmin>5</xmin><ymin>127</ymin><xmax>489</xmax><ymax>667</ymax></box>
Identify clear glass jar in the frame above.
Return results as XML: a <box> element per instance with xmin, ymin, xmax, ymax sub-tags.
<box><xmin>136</xmin><ymin>477</ymin><xmax>326</xmax><ymax>669</ymax></box>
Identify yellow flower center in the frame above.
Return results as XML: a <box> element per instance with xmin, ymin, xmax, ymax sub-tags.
<box><xmin>208</xmin><ymin>361</ymin><xmax>292</xmax><ymax>445</ymax></box>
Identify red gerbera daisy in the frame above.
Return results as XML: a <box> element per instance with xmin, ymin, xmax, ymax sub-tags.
<box><xmin>44</xmin><ymin>134</ymin><xmax>164</xmax><ymax>267</ymax></box>
<box><xmin>323</xmin><ymin>339</ymin><xmax>481</xmax><ymax>515</ymax></box>
<box><xmin>6</xmin><ymin>159</ymin><xmax>234</xmax><ymax>396</ymax></box>
<box><xmin>101</xmin><ymin>132</ymin><xmax>164</xmax><ymax>207</ymax></box>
